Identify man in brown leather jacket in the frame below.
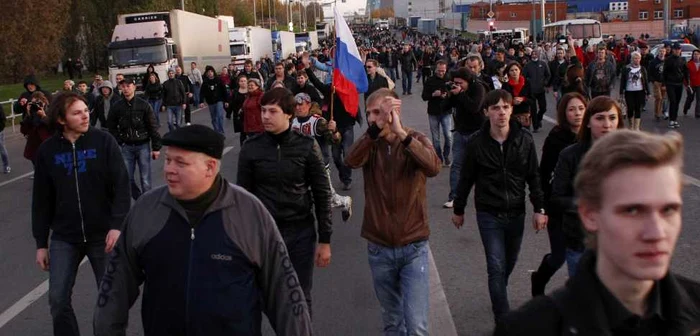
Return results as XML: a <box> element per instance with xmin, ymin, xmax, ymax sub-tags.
<box><xmin>345</xmin><ymin>88</ymin><xmax>441</xmax><ymax>335</ymax></box>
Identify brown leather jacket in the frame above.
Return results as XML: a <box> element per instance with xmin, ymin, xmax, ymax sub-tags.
<box><xmin>345</xmin><ymin>128</ymin><xmax>441</xmax><ymax>247</ymax></box>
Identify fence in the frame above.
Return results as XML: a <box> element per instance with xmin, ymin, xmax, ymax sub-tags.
<box><xmin>1</xmin><ymin>99</ymin><xmax>21</xmax><ymax>134</ymax></box>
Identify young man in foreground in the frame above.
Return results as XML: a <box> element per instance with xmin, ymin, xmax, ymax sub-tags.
<box><xmin>495</xmin><ymin>130</ymin><xmax>700</xmax><ymax>335</ymax></box>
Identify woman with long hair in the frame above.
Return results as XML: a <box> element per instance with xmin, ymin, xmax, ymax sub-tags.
<box><xmin>550</xmin><ymin>96</ymin><xmax>624</xmax><ymax>278</ymax></box>
<box><xmin>531</xmin><ymin>92</ymin><xmax>587</xmax><ymax>296</ymax></box>
<box><xmin>143</xmin><ymin>73</ymin><xmax>163</xmax><ymax>126</ymax></box>
<box><xmin>230</xmin><ymin>75</ymin><xmax>249</xmax><ymax>145</ymax></box>
<box><xmin>241</xmin><ymin>78</ymin><xmax>264</xmax><ymax>139</ymax></box>
<box><xmin>561</xmin><ymin>59</ymin><xmax>587</xmax><ymax>97</ymax></box>
<box><xmin>501</xmin><ymin>62</ymin><xmax>533</xmax><ymax>129</ymax></box>
<box><xmin>20</xmin><ymin>91</ymin><xmax>52</xmax><ymax>169</ymax></box>
<box><xmin>141</xmin><ymin>64</ymin><xmax>159</xmax><ymax>89</ymax></box>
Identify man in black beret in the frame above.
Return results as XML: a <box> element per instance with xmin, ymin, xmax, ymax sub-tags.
<box><xmin>94</xmin><ymin>124</ymin><xmax>313</xmax><ymax>336</ymax></box>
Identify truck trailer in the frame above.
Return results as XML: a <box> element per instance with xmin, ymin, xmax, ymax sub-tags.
<box><xmin>272</xmin><ymin>30</ymin><xmax>296</xmax><ymax>61</ymax></box>
<box><xmin>108</xmin><ymin>10</ymin><xmax>231</xmax><ymax>90</ymax></box>
<box><xmin>229</xmin><ymin>26</ymin><xmax>273</xmax><ymax>69</ymax></box>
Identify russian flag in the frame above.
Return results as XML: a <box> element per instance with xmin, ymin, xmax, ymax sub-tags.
<box><xmin>333</xmin><ymin>6</ymin><xmax>368</xmax><ymax>118</ymax></box>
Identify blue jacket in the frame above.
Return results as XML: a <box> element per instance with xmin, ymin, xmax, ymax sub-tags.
<box><xmin>93</xmin><ymin>179</ymin><xmax>312</xmax><ymax>336</ymax></box>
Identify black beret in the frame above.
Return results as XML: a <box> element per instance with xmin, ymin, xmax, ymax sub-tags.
<box><xmin>162</xmin><ymin>125</ymin><xmax>225</xmax><ymax>159</ymax></box>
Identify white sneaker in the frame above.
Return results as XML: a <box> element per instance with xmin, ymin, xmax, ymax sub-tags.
<box><xmin>186</xmin><ymin>122</ymin><xmax>191</xmax><ymax>126</ymax></box>
<box><xmin>443</xmin><ymin>200</ymin><xmax>454</xmax><ymax>208</ymax></box>
<box><xmin>3</xmin><ymin>166</ymin><xmax>10</xmax><ymax>174</ymax></box>
<box><xmin>341</xmin><ymin>197</ymin><xmax>353</xmax><ymax>222</ymax></box>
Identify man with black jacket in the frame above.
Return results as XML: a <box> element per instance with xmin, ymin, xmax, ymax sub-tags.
<box><xmin>663</xmin><ymin>43</ymin><xmax>690</xmax><ymax>129</ymax></box>
<box><xmin>199</xmin><ymin>66</ymin><xmax>229</xmax><ymax>135</ymax></box>
<box><xmin>32</xmin><ymin>92</ymin><xmax>130</xmax><ymax>336</ymax></box>
<box><xmin>451</xmin><ymin>90</ymin><xmax>547</xmax><ymax>323</ymax></box>
<box><xmin>548</xmin><ymin>48</ymin><xmax>569</xmax><ymax>104</ymax></box>
<box><xmin>399</xmin><ymin>44</ymin><xmax>417</xmax><ymax>95</ymax></box>
<box><xmin>443</xmin><ymin>67</ymin><xmax>486</xmax><ymax>209</ymax></box>
<box><xmin>237</xmin><ymin>88</ymin><xmax>332</xmax><ymax>319</ymax></box>
<box><xmin>364</xmin><ymin>59</ymin><xmax>389</xmax><ymax>102</ymax></box>
<box><xmin>175</xmin><ymin>65</ymin><xmax>193</xmax><ymax>125</ymax></box>
<box><xmin>421</xmin><ymin>60</ymin><xmax>452</xmax><ymax>165</ymax></box>
<box><xmin>303</xmin><ymin>55</ymin><xmax>359</xmax><ymax>191</ymax></box>
<box><xmin>495</xmin><ymin>130</ymin><xmax>700</xmax><ymax>336</ymax></box>
<box><xmin>91</xmin><ymin>80</ymin><xmax>120</xmax><ymax>128</ymax></box>
<box><xmin>648</xmin><ymin>48</ymin><xmax>667</xmax><ymax>121</ymax></box>
<box><xmin>107</xmin><ymin>78</ymin><xmax>162</xmax><ymax>200</ymax></box>
<box><xmin>523</xmin><ymin>49</ymin><xmax>551</xmax><ymax>132</ymax></box>
<box><xmin>162</xmin><ymin>69</ymin><xmax>187</xmax><ymax>131</ymax></box>
<box><xmin>291</xmin><ymin>70</ymin><xmax>323</xmax><ymax>106</ymax></box>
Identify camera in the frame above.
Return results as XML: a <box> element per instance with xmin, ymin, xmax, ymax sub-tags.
<box><xmin>28</xmin><ymin>101</ymin><xmax>44</xmax><ymax>114</ymax></box>
<box><xmin>443</xmin><ymin>81</ymin><xmax>459</xmax><ymax>92</ymax></box>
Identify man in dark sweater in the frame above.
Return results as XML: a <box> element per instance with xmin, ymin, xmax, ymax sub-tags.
<box><xmin>199</xmin><ymin>66</ymin><xmax>229</xmax><ymax>135</ymax></box>
<box><xmin>421</xmin><ymin>60</ymin><xmax>452</xmax><ymax>165</ymax></box>
<box><xmin>364</xmin><ymin>59</ymin><xmax>389</xmax><ymax>102</ymax></box>
<box><xmin>175</xmin><ymin>65</ymin><xmax>193</xmax><ymax>125</ymax></box>
<box><xmin>161</xmin><ymin>69</ymin><xmax>187</xmax><ymax>131</ymax></box>
<box><xmin>33</xmin><ymin>92</ymin><xmax>130</xmax><ymax>336</ymax></box>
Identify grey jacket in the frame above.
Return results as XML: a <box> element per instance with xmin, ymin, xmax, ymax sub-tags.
<box><xmin>93</xmin><ymin>179</ymin><xmax>312</xmax><ymax>336</ymax></box>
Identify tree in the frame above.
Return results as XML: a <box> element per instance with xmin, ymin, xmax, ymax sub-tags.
<box><xmin>371</xmin><ymin>7</ymin><xmax>394</xmax><ymax>19</ymax></box>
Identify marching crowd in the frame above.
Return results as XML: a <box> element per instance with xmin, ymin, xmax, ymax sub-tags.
<box><xmin>5</xmin><ymin>23</ymin><xmax>700</xmax><ymax>336</ymax></box>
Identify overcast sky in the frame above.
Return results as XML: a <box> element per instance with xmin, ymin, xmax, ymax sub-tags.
<box><xmin>323</xmin><ymin>0</ymin><xmax>511</xmax><ymax>17</ymax></box>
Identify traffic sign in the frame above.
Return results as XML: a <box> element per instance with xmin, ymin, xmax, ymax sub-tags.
<box><xmin>487</xmin><ymin>11</ymin><xmax>495</xmax><ymax>18</ymax></box>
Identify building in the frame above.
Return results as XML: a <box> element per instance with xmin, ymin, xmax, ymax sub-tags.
<box><xmin>393</xmin><ymin>0</ymin><xmax>446</xmax><ymax>20</ymax></box>
<box><xmin>628</xmin><ymin>0</ymin><xmax>700</xmax><ymax>21</ymax></box>
<box><xmin>609</xmin><ymin>2</ymin><xmax>628</xmax><ymax>11</ymax></box>
<box><xmin>468</xmin><ymin>1</ymin><xmax>568</xmax><ymax>23</ymax></box>
<box><xmin>567</xmin><ymin>0</ymin><xmax>615</xmax><ymax>13</ymax></box>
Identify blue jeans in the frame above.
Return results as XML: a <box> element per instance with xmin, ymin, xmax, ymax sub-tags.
<box><xmin>166</xmin><ymin>106</ymin><xmax>182</xmax><ymax>132</ymax></box>
<box><xmin>48</xmin><ymin>239</ymin><xmax>107</xmax><ymax>336</ymax></box>
<box><xmin>192</xmin><ymin>83</ymin><xmax>201</xmax><ymax>107</ymax></box>
<box><xmin>566</xmin><ymin>248</ymin><xmax>584</xmax><ymax>277</ymax></box>
<box><xmin>387</xmin><ymin>67</ymin><xmax>398</xmax><ymax>82</ymax></box>
<box><xmin>121</xmin><ymin>143</ymin><xmax>151</xmax><ymax>200</ymax></box>
<box><xmin>449</xmin><ymin>131</ymin><xmax>473</xmax><ymax>201</ymax></box>
<box><xmin>428</xmin><ymin>114</ymin><xmax>452</xmax><ymax>163</ymax></box>
<box><xmin>401</xmin><ymin>70</ymin><xmax>413</xmax><ymax>94</ymax></box>
<box><xmin>332</xmin><ymin>126</ymin><xmax>354</xmax><ymax>185</ymax></box>
<box><xmin>208</xmin><ymin>101</ymin><xmax>225</xmax><ymax>134</ymax></box>
<box><xmin>279</xmin><ymin>225</ymin><xmax>316</xmax><ymax>319</ymax></box>
<box><xmin>0</xmin><ymin>131</ymin><xmax>9</xmax><ymax>169</ymax></box>
<box><xmin>148</xmin><ymin>99</ymin><xmax>162</xmax><ymax>126</ymax></box>
<box><xmin>368</xmin><ymin>240</ymin><xmax>430</xmax><ymax>336</ymax></box>
<box><xmin>476</xmin><ymin>212</ymin><xmax>525</xmax><ymax>322</ymax></box>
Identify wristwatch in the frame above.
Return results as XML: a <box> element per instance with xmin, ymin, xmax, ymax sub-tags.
<box><xmin>538</xmin><ymin>208</ymin><xmax>546</xmax><ymax>215</ymax></box>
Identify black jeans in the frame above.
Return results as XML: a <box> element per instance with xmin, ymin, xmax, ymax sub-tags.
<box><xmin>279</xmin><ymin>225</ymin><xmax>316</xmax><ymax>318</ymax></box>
<box><xmin>532</xmin><ymin>92</ymin><xmax>547</xmax><ymax>129</ymax></box>
<box><xmin>544</xmin><ymin>214</ymin><xmax>566</xmax><ymax>273</ymax></box>
<box><xmin>667</xmin><ymin>84</ymin><xmax>683</xmax><ymax>122</ymax></box>
<box><xmin>624</xmin><ymin>90</ymin><xmax>646</xmax><ymax>118</ymax></box>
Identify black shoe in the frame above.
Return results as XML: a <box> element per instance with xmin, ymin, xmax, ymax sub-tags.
<box><xmin>342</xmin><ymin>182</ymin><xmax>352</xmax><ymax>191</ymax></box>
<box><xmin>531</xmin><ymin>254</ymin><xmax>556</xmax><ymax>297</ymax></box>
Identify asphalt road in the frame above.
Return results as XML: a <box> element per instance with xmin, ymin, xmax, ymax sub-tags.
<box><xmin>1</xmin><ymin>80</ymin><xmax>699</xmax><ymax>336</ymax></box>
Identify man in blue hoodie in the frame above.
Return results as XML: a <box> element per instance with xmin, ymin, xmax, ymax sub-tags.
<box><xmin>32</xmin><ymin>92</ymin><xmax>131</xmax><ymax>336</ymax></box>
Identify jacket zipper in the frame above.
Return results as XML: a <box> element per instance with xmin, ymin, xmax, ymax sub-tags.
<box><xmin>277</xmin><ymin>144</ymin><xmax>282</xmax><ymax>210</ymax></box>
<box><xmin>500</xmin><ymin>142</ymin><xmax>511</xmax><ymax>211</ymax></box>
<box><xmin>71</xmin><ymin>143</ymin><xmax>87</xmax><ymax>243</ymax></box>
<box><xmin>185</xmin><ymin>223</ymin><xmax>195</xmax><ymax>331</ymax></box>
<box><xmin>387</xmin><ymin>142</ymin><xmax>395</xmax><ymax>244</ymax></box>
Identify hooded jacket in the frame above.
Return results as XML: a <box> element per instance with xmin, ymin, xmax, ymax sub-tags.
<box><xmin>200</xmin><ymin>66</ymin><xmax>228</xmax><ymax>104</ymax></box>
<box><xmin>162</xmin><ymin>76</ymin><xmax>187</xmax><ymax>106</ymax></box>
<box><xmin>448</xmin><ymin>78</ymin><xmax>487</xmax><ymax>134</ymax></box>
<box><xmin>453</xmin><ymin>120</ymin><xmax>545</xmax><ymax>217</ymax></box>
<box><xmin>32</xmin><ymin>128</ymin><xmax>131</xmax><ymax>249</ymax></box>
<box><xmin>19</xmin><ymin>75</ymin><xmax>52</xmax><ymax>102</ymax></box>
<box><xmin>93</xmin><ymin>81</ymin><xmax>121</xmax><ymax>123</ymax></box>
<box><xmin>93</xmin><ymin>179</ymin><xmax>313</xmax><ymax>336</ymax></box>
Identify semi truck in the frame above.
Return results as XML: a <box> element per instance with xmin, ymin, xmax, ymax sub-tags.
<box><xmin>229</xmin><ymin>26</ymin><xmax>273</xmax><ymax>69</ymax></box>
<box><xmin>107</xmin><ymin>10</ymin><xmax>231</xmax><ymax>90</ymax></box>
<box><xmin>417</xmin><ymin>19</ymin><xmax>437</xmax><ymax>35</ymax></box>
<box><xmin>294</xmin><ymin>31</ymin><xmax>319</xmax><ymax>52</ymax></box>
<box><xmin>272</xmin><ymin>30</ymin><xmax>296</xmax><ymax>62</ymax></box>
<box><xmin>316</xmin><ymin>22</ymin><xmax>330</xmax><ymax>41</ymax></box>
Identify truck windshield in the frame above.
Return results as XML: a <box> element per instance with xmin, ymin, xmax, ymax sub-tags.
<box><xmin>230</xmin><ymin>44</ymin><xmax>246</xmax><ymax>56</ymax></box>
<box><xmin>110</xmin><ymin>45</ymin><xmax>168</xmax><ymax>67</ymax></box>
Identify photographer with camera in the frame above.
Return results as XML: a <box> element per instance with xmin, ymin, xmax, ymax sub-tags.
<box><xmin>421</xmin><ymin>60</ymin><xmax>452</xmax><ymax>166</ymax></box>
<box><xmin>20</xmin><ymin>92</ymin><xmax>52</xmax><ymax>170</ymax></box>
<box><xmin>443</xmin><ymin>67</ymin><xmax>486</xmax><ymax>209</ymax></box>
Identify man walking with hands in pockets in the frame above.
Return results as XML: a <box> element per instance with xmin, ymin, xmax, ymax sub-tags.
<box><xmin>345</xmin><ymin>88</ymin><xmax>441</xmax><ymax>335</ymax></box>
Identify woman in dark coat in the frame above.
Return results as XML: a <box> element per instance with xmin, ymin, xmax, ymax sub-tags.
<box><xmin>229</xmin><ymin>75</ymin><xmax>249</xmax><ymax>145</ymax></box>
<box><xmin>20</xmin><ymin>92</ymin><xmax>52</xmax><ymax>168</ymax></box>
<box><xmin>501</xmin><ymin>61</ymin><xmax>533</xmax><ymax>128</ymax></box>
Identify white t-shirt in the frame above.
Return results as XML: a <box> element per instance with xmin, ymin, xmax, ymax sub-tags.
<box><xmin>626</xmin><ymin>66</ymin><xmax>644</xmax><ymax>92</ymax></box>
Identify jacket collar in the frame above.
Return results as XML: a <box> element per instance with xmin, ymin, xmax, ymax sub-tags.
<box><xmin>159</xmin><ymin>176</ymin><xmax>237</xmax><ymax>224</ymax></box>
<box><xmin>479</xmin><ymin>119</ymin><xmax>522</xmax><ymax>143</ymax></box>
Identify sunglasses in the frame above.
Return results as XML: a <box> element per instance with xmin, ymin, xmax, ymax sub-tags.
<box><xmin>365</xmin><ymin>66</ymin><xmax>374</xmax><ymax>69</ymax></box>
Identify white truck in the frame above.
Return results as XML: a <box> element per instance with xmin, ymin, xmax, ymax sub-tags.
<box><xmin>315</xmin><ymin>22</ymin><xmax>331</xmax><ymax>41</ymax></box>
<box><xmin>294</xmin><ymin>31</ymin><xmax>319</xmax><ymax>52</ymax></box>
<box><xmin>272</xmin><ymin>31</ymin><xmax>296</xmax><ymax>62</ymax></box>
<box><xmin>108</xmin><ymin>10</ymin><xmax>231</xmax><ymax>90</ymax></box>
<box><xmin>229</xmin><ymin>26</ymin><xmax>273</xmax><ymax>69</ymax></box>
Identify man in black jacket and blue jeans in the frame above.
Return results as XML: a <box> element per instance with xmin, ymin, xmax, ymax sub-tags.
<box><xmin>451</xmin><ymin>90</ymin><xmax>548</xmax><ymax>323</ymax></box>
<box><xmin>32</xmin><ymin>92</ymin><xmax>131</xmax><ymax>336</ymax></box>
<box><xmin>107</xmin><ymin>78</ymin><xmax>162</xmax><ymax>200</ymax></box>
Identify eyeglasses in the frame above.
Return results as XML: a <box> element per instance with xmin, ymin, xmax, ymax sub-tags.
<box><xmin>365</xmin><ymin>66</ymin><xmax>374</xmax><ymax>69</ymax></box>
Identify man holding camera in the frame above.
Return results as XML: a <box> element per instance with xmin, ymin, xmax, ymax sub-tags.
<box><xmin>421</xmin><ymin>60</ymin><xmax>452</xmax><ymax>166</ymax></box>
<box><xmin>443</xmin><ymin>68</ymin><xmax>486</xmax><ymax>209</ymax></box>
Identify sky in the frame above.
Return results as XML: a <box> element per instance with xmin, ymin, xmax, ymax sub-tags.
<box><xmin>323</xmin><ymin>0</ymin><xmax>537</xmax><ymax>17</ymax></box>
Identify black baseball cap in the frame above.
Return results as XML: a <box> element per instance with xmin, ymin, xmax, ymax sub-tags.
<box><xmin>119</xmin><ymin>77</ymin><xmax>135</xmax><ymax>85</ymax></box>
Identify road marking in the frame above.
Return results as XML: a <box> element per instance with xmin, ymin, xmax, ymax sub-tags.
<box><xmin>0</xmin><ymin>172</ymin><xmax>34</xmax><ymax>188</ymax></box>
<box><xmin>223</xmin><ymin>146</ymin><xmax>233</xmax><ymax>155</ymax></box>
<box><xmin>428</xmin><ymin>247</ymin><xmax>458</xmax><ymax>336</ymax></box>
<box><xmin>542</xmin><ymin>115</ymin><xmax>700</xmax><ymax>188</ymax></box>
<box><xmin>0</xmin><ymin>258</ymin><xmax>87</xmax><ymax>329</ymax></box>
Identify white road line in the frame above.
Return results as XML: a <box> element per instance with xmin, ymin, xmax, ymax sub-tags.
<box><xmin>542</xmin><ymin>115</ymin><xmax>700</xmax><ymax>188</ymax></box>
<box><xmin>223</xmin><ymin>146</ymin><xmax>233</xmax><ymax>155</ymax></box>
<box><xmin>427</xmin><ymin>247</ymin><xmax>458</xmax><ymax>336</ymax></box>
<box><xmin>0</xmin><ymin>171</ymin><xmax>34</xmax><ymax>188</ymax></box>
<box><xmin>0</xmin><ymin>258</ymin><xmax>87</xmax><ymax>329</ymax></box>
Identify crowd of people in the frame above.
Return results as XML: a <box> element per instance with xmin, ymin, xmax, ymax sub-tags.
<box><xmin>6</xmin><ymin>22</ymin><xmax>700</xmax><ymax>336</ymax></box>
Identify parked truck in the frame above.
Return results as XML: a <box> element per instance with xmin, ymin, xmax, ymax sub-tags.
<box><xmin>417</xmin><ymin>19</ymin><xmax>437</xmax><ymax>35</ymax></box>
<box><xmin>294</xmin><ymin>31</ymin><xmax>319</xmax><ymax>52</ymax></box>
<box><xmin>272</xmin><ymin>30</ymin><xmax>296</xmax><ymax>62</ymax></box>
<box><xmin>108</xmin><ymin>10</ymin><xmax>231</xmax><ymax>90</ymax></box>
<box><xmin>229</xmin><ymin>26</ymin><xmax>273</xmax><ymax>69</ymax></box>
<box><xmin>316</xmin><ymin>22</ymin><xmax>330</xmax><ymax>42</ymax></box>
